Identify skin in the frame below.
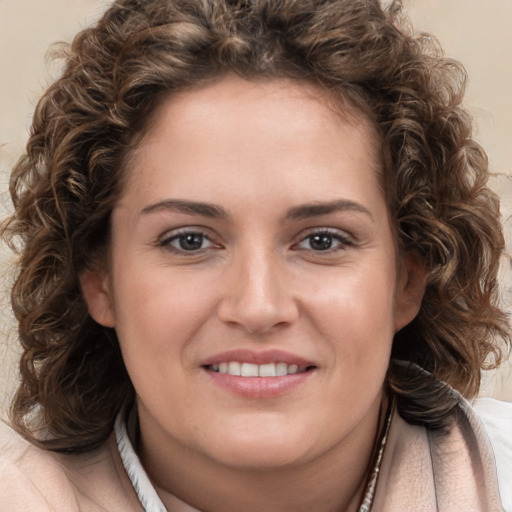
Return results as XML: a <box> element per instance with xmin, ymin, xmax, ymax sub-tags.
<box><xmin>81</xmin><ymin>75</ymin><xmax>425</xmax><ymax>511</ymax></box>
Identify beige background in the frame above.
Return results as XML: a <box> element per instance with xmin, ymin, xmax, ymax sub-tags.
<box><xmin>1</xmin><ymin>0</ymin><xmax>511</xmax><ymax>424</ymax></box>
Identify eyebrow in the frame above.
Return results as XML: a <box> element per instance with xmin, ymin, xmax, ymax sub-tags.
<box><xmin>140</xmin><ymin>198</ymin><xmax>373</xmax><ymax>222</ymax></box>
<box><xmin>140</xmin><ymin>199</ymin><xmax>230</xmax><ymax>219</ymax></box>
<box><xmin>284</xmin><ymin>199</ymin><xmax>374</xmax><ymax>222</ymax></box>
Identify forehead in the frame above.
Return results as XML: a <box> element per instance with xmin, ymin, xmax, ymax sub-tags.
<box><xmin>121</xmin><ymin>75</ymin><xmax>384</xmax><ymax>213</ymax></box>
<box><xmin>132</xmin><ymin>75</ymin><xmax>381</xmax><ymax>167</ymax></box>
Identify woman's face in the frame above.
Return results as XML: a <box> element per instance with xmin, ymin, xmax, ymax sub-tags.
<box><xmin>82</xmin><ymin>76</ymin><xmax>423</xmax><ymax>471</ymax></box>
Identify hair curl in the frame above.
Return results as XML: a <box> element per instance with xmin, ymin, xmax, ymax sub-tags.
<box><xmin>3</xmin><ymin>0</ymin><xmax>510</xmax><ymax>453</ymax></box>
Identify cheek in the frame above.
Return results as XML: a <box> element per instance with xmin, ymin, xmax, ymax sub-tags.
<box><xmin>303</xmin><ymin>262</ymin><xmax>397</xmax><ymax>379</ymax></box>
<box><xmin>109</xmin><ymin>263</ymin><xmax>220</xmax><ymax>368</ymax></box>
<box><xmin>306</xmin><ymin>262</ymin><xmax>397</xmax><ymax>335</ymax></box>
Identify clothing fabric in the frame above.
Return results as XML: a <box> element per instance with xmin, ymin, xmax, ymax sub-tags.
<box><xmin>1</xmin><ymin>389</ymin><xmax>510</xmax><ymax>511</ymax></box>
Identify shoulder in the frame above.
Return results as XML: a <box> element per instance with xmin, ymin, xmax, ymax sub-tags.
<box><xmin>472</xmin><ymin>397</ymin><xmax>512</xmax><ymax>512</ymax></box>
<box><xmin>387</xmin><ymin>362</ymin><xmax>510</xmax><ymax>510</ymax></box>
<box><xmin>0</xmin><ymin>428</ymin><xmax>142</xmax><ymax>512</ymax></box>
<box><xmin>0</xmin><ymin>432</ymin><xmax>80</xmax><ymax>512</ymax></box>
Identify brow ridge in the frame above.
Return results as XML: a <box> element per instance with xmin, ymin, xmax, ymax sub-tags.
<box><xmin>140</xmin><ymin>199</ymin><xmax>229</xmax><ymax>219</ymax></box>
<box><xmin>285</xmin><ymin>199</ymin><xmax>373</xmax><ymax>221</ymax></box>
<box><xmin>140</xmin><ymin>198</ymin><xmax>373</xmax><ymax>223</ymax></box>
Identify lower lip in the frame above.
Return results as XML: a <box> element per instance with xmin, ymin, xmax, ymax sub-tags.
<box><xmin>204</xmin><ymin>369</ymin><xmax>314</xmax><ymax>398</ymax></box>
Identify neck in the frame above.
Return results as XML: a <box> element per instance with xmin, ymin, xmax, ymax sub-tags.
<box><xmin>149</xmin><ymin>446</ymin><xmax>372</xmax><ymax>512</ymax></box>
<box><xmin>138</xmin><ymin>394</ymin><xmax>389</xmax><ymax>512</ymax></box>
<box><xmin>154</xmin><ymin>462</ymin><xmax>369</xmax><ymax>512</ymax></box>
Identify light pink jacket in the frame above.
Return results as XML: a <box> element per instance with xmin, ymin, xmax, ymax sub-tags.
<box><xmin>1</xmin><ymin>396</ymin><xmax>510</xmax><ymax>511</ymax></box>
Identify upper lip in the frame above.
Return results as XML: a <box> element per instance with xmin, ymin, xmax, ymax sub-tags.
<box><xmin>200</xmin><ymin>349</ymin><xmax>316</xmax><ymax>368</ymax></box>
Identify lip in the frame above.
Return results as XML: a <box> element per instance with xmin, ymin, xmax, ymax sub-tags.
<box><xmin>200</xmin><ymin>348</ymin><xmax>315</xmax><ymax>367</ymax></box>
<box><xmin>201</xmin><ymin>349</ymin><xmax>317</xmax><ymax>399</ymax></box>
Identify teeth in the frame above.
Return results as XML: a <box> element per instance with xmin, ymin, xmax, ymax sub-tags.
<box><xmin>212</xmin><ymin>362</ymin><xmax>308</xmax><ymax>377</ymax></box>
<box><xmin>228</xmin><ymin>361</ymin><xmax>241</xmax><ymax>376</ymax></box>
<box><xmin>276</xmin><ymin>362</ymin><xmax>288</xmax><ymax>376</ymax></box>
<box><xmin>241</xmin><ymin>363</ymin><xmax>259</xmax><ymax>377</ymax></box>
<box><xmin>288</xmin><ymin>364</ymin><xmax>299</xmax><ymax>375</ymax></box>
<box><xmin>258</xmin><ymin>363</ymin><xmax>276</xmax><ymax>377</ymax></box>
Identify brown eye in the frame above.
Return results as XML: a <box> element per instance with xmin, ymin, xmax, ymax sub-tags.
<box><xmin>309</xmin><ymin>234</ymin><xmax>334</xmax><ymax>251</ymax></box>
<box><xmin>294</xmin><ymin>229</ymin><xmax>353</xmax><ymax>253</ymax></box>
<box><xmin>160</xmin><ymin>230</ymin><xmax>219</xmax><ymax>253</ymax></box>
<box><xmin>176</xmin><ymin>233</ymin><xmax>205</xmax><ymax>251</ymax></box>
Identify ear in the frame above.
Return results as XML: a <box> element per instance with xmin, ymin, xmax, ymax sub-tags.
<box><xmin>79</xmin><ymin>269</ymin><xmax>116</xmax><ymax>328</ymax></box>
<box><xmin>394</xmin><ymin>250</ymin><xmax>426</xmax><ymax>332</ymax></box>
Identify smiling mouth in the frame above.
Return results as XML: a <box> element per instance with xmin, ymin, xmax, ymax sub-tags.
<box><xmin>206</xmin><ymin>362</ymin><xmax>315</xmax><ymax>377</ymax></box>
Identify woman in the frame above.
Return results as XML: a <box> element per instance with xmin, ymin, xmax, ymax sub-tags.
<box><xmin>1</xmin><ymin>0</ymin><xmax>511</xmax><ymax>510</ymax></box>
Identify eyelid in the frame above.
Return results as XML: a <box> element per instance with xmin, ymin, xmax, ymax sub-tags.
<box><xmin>157</xmin><ymin>226</ymin><xmax>223</xmax><ymax>253</ymax></box>
<box><xmin>292</xmin><ymin>227</ymin><xmax>354</xmax><ymax>251</ymax></box>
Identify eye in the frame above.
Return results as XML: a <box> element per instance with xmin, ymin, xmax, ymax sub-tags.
<box><xmin>294</xmin><ymin>229</ymin><xmax>353</xmax><ymax>252</ymax></box>
<box><xmin>159</xmin><ymin>229</ymin><xmax>220</xmax><ymax>253</ymax></box>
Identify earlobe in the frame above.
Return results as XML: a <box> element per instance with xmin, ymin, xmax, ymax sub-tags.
<box><xmin>394</xmin><ymin>251</ymin><xmax>426</xmax><ymax>332</ymax></box>
<box><xmin>79</xmin><ymin>269</ymin><xmax>116</xmax><ymax>328</ymax></box>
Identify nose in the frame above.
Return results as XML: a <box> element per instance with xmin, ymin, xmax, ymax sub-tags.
<box><xmin>217</xmin><ymin>249</ymin><xmax>299</xmax><ymax>335</ymax></box>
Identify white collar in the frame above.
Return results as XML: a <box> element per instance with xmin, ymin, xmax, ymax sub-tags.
<box><xmin>114</xmin><ymin>407</ymin><xmax>168</xmax><ymax>512</ymax></box>
<box><xmin>113</xmin><ymin>404</ymin><xmax>391</xmax><ymax>512</ymax></box>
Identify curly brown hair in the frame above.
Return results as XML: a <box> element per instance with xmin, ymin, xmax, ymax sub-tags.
<box><xmin>3</xmin><ymin>0</ymin><xmax>510</xmax><ymax>453</ymax></box>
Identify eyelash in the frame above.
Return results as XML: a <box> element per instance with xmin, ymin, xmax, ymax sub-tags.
<box><xmin>292</xmin><ymin>228</ymin><xmax>354</xmax><ymax>253</ymax></box>
<box><xmin>158</xmin><ymin>229</ymin><xmax>222</xmax><ymax>254</ymax></box>
<box><xmin>157</xmin><ymin>227</ymin><xmax>353</xmax><ymax>255</ymax></box>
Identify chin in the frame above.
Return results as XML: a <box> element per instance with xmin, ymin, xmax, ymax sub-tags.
<box><xmin>202</xmin><ymin>426</ymin><xmax>317</xmax><ymax>470</ymax></box>
<box><xmin>214</xmin><ymin>446</ymin><xmax>309</xmax><ymax>471</ymax></box>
